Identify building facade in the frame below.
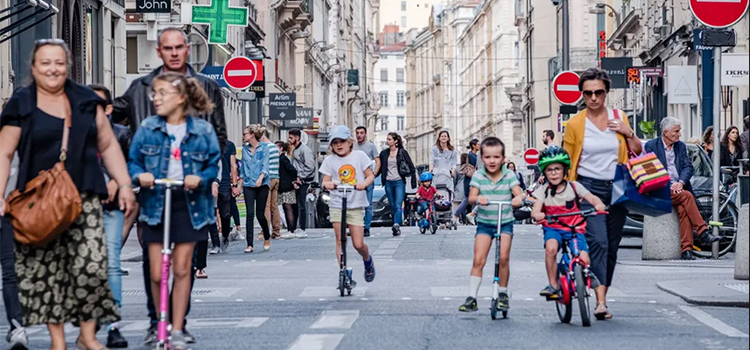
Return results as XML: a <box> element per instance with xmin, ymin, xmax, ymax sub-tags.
<box><xmin>373</xmin><ymin>43</ymin><xmax>407</xmax><ymax>149</ymax></box>
<box><xmin>379</xmin><ymin>0</ymin><xmax>443</xmax><ymax>33</ymax></box>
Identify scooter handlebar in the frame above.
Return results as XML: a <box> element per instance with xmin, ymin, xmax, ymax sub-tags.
<box><xmin>153</xmin><ymin>179</ymin><xmax>185</xmax><ymax>187</ymax></box>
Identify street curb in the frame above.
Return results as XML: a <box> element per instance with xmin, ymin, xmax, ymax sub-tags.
<box><xmin>619</xmin><ymin>260</ymin><xmax>734</xmax><ymax>269</ymax></box>
<box><xmin>657</xmin><ymin>281</ymin><xmax>750</xmax><ymax>308</ymax></box>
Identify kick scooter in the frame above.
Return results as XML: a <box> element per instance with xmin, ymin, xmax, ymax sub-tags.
<box><xmin>486</xmin><ymin>201</ymin><xmax>511</xmax><ymax>320</ymax></box>
<box><xmin>153</xmin><ymin>179</ymin><xmax>183</xmax><ymax>350</ymax></box>
<box><xmin>337</xmin><ymin>184</ymin><xmax>356</xmax><ymax>297</ymax></box>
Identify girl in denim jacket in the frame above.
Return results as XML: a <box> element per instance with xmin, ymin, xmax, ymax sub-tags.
<box><xmin>128</xmin><ymin>72</ymin><xmax>220</xmax><ymax>349</ymax></box>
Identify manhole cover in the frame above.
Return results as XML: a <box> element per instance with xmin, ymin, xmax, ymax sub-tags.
<box><xmin>123</xmin><ymin>289</ymin><xmax>216</xmax><ymax>296</ymax></box>
<box><xmin>720</xmin><ymin>283</ymin><xmax>749</xmax><ymax>294</ymax></box>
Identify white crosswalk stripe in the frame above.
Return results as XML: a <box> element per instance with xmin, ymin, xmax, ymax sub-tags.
<box><xmin>310</xmin><ymin>310</ymin><xmax>360</xmax><ymax>329</ymax></box>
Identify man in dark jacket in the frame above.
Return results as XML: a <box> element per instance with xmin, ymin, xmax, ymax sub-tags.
<box><xmin>113</xmin><ymin>27</ymin><xmax>226</xmax><ymax>345</ymax></box>
<box><xmin>645</xmin><ymin>117</ymin><xmax>719</xmax><ymax>260</ymax></box>
<box><xmin>112</xmin><ymin>27</ymin><xmax>227</xmax><ymax>151</ymax></box>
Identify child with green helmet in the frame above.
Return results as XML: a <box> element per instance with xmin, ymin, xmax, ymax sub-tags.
<box><xmin>530</xmin><ymin>146</ymin><xmax>606</xmax><ymax>299</ymax></box>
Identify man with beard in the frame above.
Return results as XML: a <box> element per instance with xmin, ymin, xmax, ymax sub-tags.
<box><xmin>354</xmin><ymin>126</ymin><xmax>380</xmax><ymax>237</ymax></box>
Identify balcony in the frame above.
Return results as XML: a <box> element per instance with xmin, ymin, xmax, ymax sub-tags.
<box><xmin>278</xmin><ymin>0</ymin><xmax>312</xmax><ymax>31</ymax></box>
<box><xmin>514</xmin><ymin>0</ymin><xmax>524</xmax><ymax>27</ymax></box>
<box><xmin>607</xmin><ymin>0</ymin><xmax>643</xmax><ymax>50</ymax></box>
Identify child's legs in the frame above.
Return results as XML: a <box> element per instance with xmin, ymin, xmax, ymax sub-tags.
<box><xmin>499</xmin><ymin>234</ymin><xmax>513</xmax><ymax>287</ymax></box>
<box><xmin>171</xmin><ymin>242</ymin><xmax>196</xmax><ymax>332</ymax></box>
<box><xmin>471</xmin><ymin>233</ymin><xmax>494</xmax><ymax>277</ymax></box>
<box><xmin>346</xmin><ymin>210</ymin><xmax>369</xmax><ymax>260</ymax></box>
<box><xmin>331</xmin><ymin>208</ymin><xmax>344</xmax><ymax>266</ymax></box>
<box><xmin>417</xmin><ymin>201</ymin><xmax>429</xmax><ymax>215</ymax></box>
<box><xmin>544</xmin><ymin>239</ymin><xmax>560</xmax><ymax>287</ymax></box>
<box><xmin>148</xmin><ymin>243</ymin><xmax>165</xmax><ymax>323</ymax></box>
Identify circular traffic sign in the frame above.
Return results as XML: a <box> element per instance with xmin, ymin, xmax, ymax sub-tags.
<box><xmin>690</xmin><ymin>0</ymin><xmax>749</xmax><ymax>28</ymax></box>
<box><xmin>523</xmin><ymin>148</ymin><xmax>540</xmax><ymax>166</ymax></box>
<box><xmin>223</xmin><ymin>57</ymin><xmax>258</xmax><ymax>90</ymax></box>
<box><xmin>552</xmin><ymin>71</ymin><xmax>582</xmax><ymax>105</ymax></box>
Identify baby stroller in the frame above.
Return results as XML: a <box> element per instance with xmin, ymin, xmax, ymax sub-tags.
<box><xmin>432</xmin><ymin>173</ymin><xmax>458</xmax><ymax>230</ymax></box>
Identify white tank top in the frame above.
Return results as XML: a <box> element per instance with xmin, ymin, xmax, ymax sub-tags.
<box><xmin>577</xmin><ymin>108</ymin><xmax>619</xmax><ymax>180</ymax></box>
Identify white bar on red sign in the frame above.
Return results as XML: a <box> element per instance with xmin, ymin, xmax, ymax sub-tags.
<box><xmin>556</xmin><ymin>85</ymin><xmax>578</xmax><ymax>91</ymax></box>
<box><xmin>227</xmin><ymin>70</ymin><xmax>255</xmax><ymax>76</ymax></box>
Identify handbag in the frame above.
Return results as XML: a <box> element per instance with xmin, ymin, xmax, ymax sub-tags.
<box><xmin>626</xmin><ymin>153</ymin><xmax>670</xmax><ymax>194</ymax></box>
<box><xmin>611</xmin><ymin>164</ymin><xmax>672</xmax><ymax>216</ymax></box>
<box><xmin>397</xmin><ymin>149</ymin><xmax>411</xmax><ymax>177</ymax></box>
<box><xmin>5</xmin><ymin>111</ymin><xmax>83</xmax><ymax>246</ymax></box>
<box><xmin>461</xmin><ymin>163</ymin><xmax>476</xmax><ymax>178</ymax></box>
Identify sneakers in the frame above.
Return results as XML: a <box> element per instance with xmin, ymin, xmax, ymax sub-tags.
<box><xmin>6</xmin><ymin>320</ymin><xmax>28</xmax><ymax>350</ymax></box>
<box><xmin>364</xmin><ymin>259</ymin><xmax>375</xmax><ymax>283</ymax></box>
<box><xmin>392</xmin><ymin>224</ymin><xmax>401</xmax><ymax>237</ymax></box>
<box><xmin>539</xmin><ymin>285</ymin><xmax>561</xmax><ymax>299</ymax></box>
<box><xmin>698</xmin><ymin>231</ymin><xmax>721</xmax><ymax>246</ymax></box>
<box><xmin>107</xmin><ymin>327</ymin><xmax>128</xmax><ymax>348</ymax></box>
<box><xmin>364</xmin><ymin>228</ymin><xmax>371</xmax><ymax>237</ymax></box>
<box><xmin>221</xmin><ymin>238</ymin><xmax>229</xmax><ymax>253</ymax></box>
<box><xmin>183</xmin><ymin>327</ymin><xmax>195</xmax><ymax>344</ymax></box>
<box><xmin>459</xmin><ymin>297</ymin><xmax>478</xmax><ymax>312</ymax></box>
<box><xmin>497</xmin><ymin>291</ymin><xmax>510</xmax><ymax>311</ymax></box>
<box><xmin>170</xmin><ymin>330</ymin><xmax>187</xmax><ymax>350</ymax></box>
<box><xmin>281</xmin><ymin>232</ymin><xmax>296</xmax><ymax>239</ymax></box>
<box><xmin>120</xmin><ymin>267</ymin><xmax>130</xmax><ymax>276</ymax></box>
<box><xmin>143</xmin><ymin>324</ymin><xmax>157</xmax><ymax>346</ymax></box>
<box><xmin>209</xmin><ymin>246</ymin><xmax>220</xmax><ymax>255</ymax></box>
<box><xmin>296</xmin><ymin>230</ymin><xmax>308</xmax><ymax>238</ymax></box>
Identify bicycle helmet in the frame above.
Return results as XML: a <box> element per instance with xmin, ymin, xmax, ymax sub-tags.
<box><xmin>537</xmin><ymin>146</ymin><xmax>571</xmax><ymax>172</ymax></box>
<box><xmin>420</xmin><ymin>172</ymin><xmax>433</xmax><ymax>182</ymax></box>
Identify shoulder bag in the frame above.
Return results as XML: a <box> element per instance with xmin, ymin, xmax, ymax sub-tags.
<box><xmin>6</xmin><ymin>110</ymin><xmax>83</xmax><ymax>246</ymax></box>
<box><xmin>396</xmin><ymin>149</ymin><xmax>412</xmax><ymax>177</ymax></box>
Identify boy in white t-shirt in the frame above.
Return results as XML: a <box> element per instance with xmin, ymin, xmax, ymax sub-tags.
<box><xmin>320</xmin><ymin>126</ymin><xmax>377</xmax><ymax>284</ymax></box>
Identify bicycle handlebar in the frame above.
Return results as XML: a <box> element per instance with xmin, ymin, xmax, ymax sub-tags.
<box><xmin>535</xmin><ymin>208</ymin><xmax>608</xmax><ymax>226</ymax></box>
<box><xmin>153</xmin><ymin>179</ymin><xmax>185</xmax><ymax>187</ymax></box>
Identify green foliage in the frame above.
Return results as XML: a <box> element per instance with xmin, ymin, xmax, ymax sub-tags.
<box><xmin>639</xmin><ymin>120</ymin><xmax>656</xmax><ymax>139</ymax></box>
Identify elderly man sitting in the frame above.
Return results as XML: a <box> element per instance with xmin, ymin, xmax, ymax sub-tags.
<box><xmin>645</xmin><ymin>117</ymin><xmax>720</xmax><ymax>260</ymax></box>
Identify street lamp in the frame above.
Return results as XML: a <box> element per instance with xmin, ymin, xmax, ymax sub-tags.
<box><xmin>589</xmin><ymin>3</ymin><xmax>621</xmax><ymax>28</ymax></box>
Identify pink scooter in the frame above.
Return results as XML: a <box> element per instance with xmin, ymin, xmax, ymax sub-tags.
<box><xmin>152</xmin><ymin>179</ymin><xmax>184</xmax><ymax>350</ymax></box>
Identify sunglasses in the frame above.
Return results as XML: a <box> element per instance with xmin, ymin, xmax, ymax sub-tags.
<box><xmin>582</xmin><ymin>89</ymin><xmax>607</xmax><ymax>98</ymax></box>
<box><xmin>35</xmin><ymin>38</ymin><xmax>65</xmax><ymax>45</ymax></box>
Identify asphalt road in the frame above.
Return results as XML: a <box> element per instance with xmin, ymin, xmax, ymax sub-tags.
<box><xmin>2</xmin><ymin>224</ymin><xmax>748</xmax><ymax>350</ymax></box>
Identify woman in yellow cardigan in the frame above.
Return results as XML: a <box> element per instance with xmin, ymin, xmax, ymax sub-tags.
<box><xmin>562</xmin><ymin>68</ymin><xmax>642</xmax><ymax>321</ymax></box>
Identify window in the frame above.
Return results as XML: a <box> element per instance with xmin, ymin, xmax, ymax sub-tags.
<box><xmin>401</xmin><ymin>16</ymin><xmax>407</xmax><ymax>29</ymax></box>
<box><xmin>380</xmin><ymin>68</ymin><xmax>388</xmax><ymax>82</ymax></box>
<box><xmin>396</xmin><ymin>68</ymin><xmax>405</xmax><ymax>82</ymax></box>
<box><xmin>397</xmin><ymin>115</ymin><xmax>405</xmax><ymax>130</ymax></box>
<box><xmin>396</xmin><ymin>91</ymin><xmax>405</xmax><ymax>107</ymax></box>
<box><xmin>401</xmin><ymin>1</ymin><xmax>406</xmax><ymax>11</ymax></box>
<box><xmin>380</xmin><ymin>91</ymin><xmax>389</xmax><ymax>106</ymax></box>
<box><xmin>514</xmin><ymin>41</ymin><xmax>520</xmax><ymax>68</ymax></box>
<box><xmin>380</xmin><ymin>115</ymin><xmax>389</xmax><ymax>131</ymax></box>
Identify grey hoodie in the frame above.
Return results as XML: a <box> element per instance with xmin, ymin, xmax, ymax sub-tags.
<box><xmin>293</xmin><ymin>142</ymin><xmax>316</xmax><ymax>181</ymax></box>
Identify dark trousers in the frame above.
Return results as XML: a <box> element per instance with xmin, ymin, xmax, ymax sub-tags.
<box><xmin>243</xmin><ymin>186</ymin><xmax>270</xmax><ymax>247</ymax></box>
<box><xmin>196</xmin><ymin>220</ymin><xmax>220</xmax><ymax>270</ymax></box>
<box><xmin>293</xmin><ymin>183</ymin><xmax>310</xmax><ymax>231</ymax></box>
<box><xmin>577</xmin><ymin>175</ymin><xmax>628</xmax><ymax>287</ymax></box>
<box><xmin>218</xmin><ymin>192</ymin><xmax>233</xmax><ymax>239</ymax></box>
<box><xmin>143</xmin><ymin>241</ymin><xmax>195</xmax><ymax>326</ymax></box>
<box><xmin>1</xmin><ymin>217</ymin><xmax>23</xmax><ymax>330</ymax></box>
<box><xmin>230</xmin><ymin>197</ymin><xmax>240</xmax><ymax>227</ymax></box>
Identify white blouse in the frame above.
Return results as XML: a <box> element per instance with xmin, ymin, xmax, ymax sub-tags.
<box><xmin>577</xmin><ymin>108</ymin><xmax>620</xmax><ymax>180</ymax></box>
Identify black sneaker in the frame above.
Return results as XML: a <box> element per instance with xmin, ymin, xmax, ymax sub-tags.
<box><xmin>183</xmin><ymin>327</ymin><xmax>195</xmax><ymax>344</ymax></box>
<box><xmin>107</xmin><ymin>327</ymin><xmax>128</xmax><ymax>348</ymax></box>
<box><xmin>392</xmin><ymin>224</ymin><xmax>401</xmax><ymax>237</ymax></box>
<box><xmin>539</xmin><ymin>285</ymin><xmax>561</xmax><ymax>299</ymax></box>
<box><xmin>497</xmin><ymin>291</ymin><xmax>510</xmax><ymax>311</ymax></box>
<box><xmin>364</xmin><ymin>229</ymin><xmax>371</xmax><ymax>237</ymax></box>
<box><xmin>681</xmin><ymin>250</ymin><xmax>696</xmax><ymax>260</ymax></box>
<box><xmin>364</xmin><ymin>260</ymin><xmax>375</xmax><ymax>283</ymax></box>
<box><xmin>459</xmin><ymin>297</ymin><xmax>478</xmax><ymax>312</ymax></box>
<box><xmin>142</xmin><ymin>324</ymin><xmax>157</xmax><ymax>346</ymax></box>
<box><xmin>221</xmin><ymin>238</ymin><xmax>229</xmax><ymax>253</ymax></box>
<box><xmin>698</xmin><ymin>231</ymin><xmax>721</xmax><ymax>246</ymax></box>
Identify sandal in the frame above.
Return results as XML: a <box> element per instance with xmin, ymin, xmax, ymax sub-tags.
<box><xmin>195</xmin><ymin>269</ymin><xmax>208</xmax><ymax>279</ymax></box>
<box><xmin>264</xmin><ymin>240</ymin><xmax>271</xmax><ymax>251</ymax></box>
<box><xmin>244</xmin><ymin>246</ymin><xmax>254</xmax><ymax>253</ymax></box>
<box><xmin>594</xmin><ymin>302</ymin><xmax>613</xmax><ymax>320</ymax></box>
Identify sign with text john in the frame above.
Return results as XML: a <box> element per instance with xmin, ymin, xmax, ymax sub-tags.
<box><xmin>269</xmin><ymin>93</ymin><xmax>296</xmax><ymax>121</ymax></box>
<box><xmin>282</xmin><ymin>108</ymin><xmax>314</xmax><ymax>129</ymax></box>
<box><xmin>136</xmin><ymin>0</ymin><xmax>171</xmax><ymax>13</ymax></box>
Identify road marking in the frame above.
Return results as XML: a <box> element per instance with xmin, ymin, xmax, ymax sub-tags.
<box><xmin>287</xmin><ymin>334</ymin><xmax>345</xmax><ymax>350</ymax></box>
<box><xmin>235</xmin><ymin>317</ymin><xmax>269</xmax><ymax>328</ymax></box>
<box><xmin>299</xmin><ymin>286</ymin><xmax>367</xmax><ymax>297</ymax></box>
<box><xmin>236</xmin><ymin>299</ymin><xmax>244</xmax><ymax>302</ymax></box>
<box><xmin>278</xmin><ymin>298</ymin><xmax>286</xmax><ymax>301</ymax></box>
<box><xmin>680</xmin><ymin>305</ymin><xmax>749</xmax><ymax>338</ymax></box>
<box><xmin>310</xmin><ymin>310</ymin><xmax>360</xmax><ymax>329</ymax></box>
<box><xmin>120</xmin><ymin>320</ymin><xmax>151</xmax><ymax>332</ymax></box>
<box><xmin>402</xmin><ymin>297</ymin><xmax>412</xmax><ymax>300</ymax></box>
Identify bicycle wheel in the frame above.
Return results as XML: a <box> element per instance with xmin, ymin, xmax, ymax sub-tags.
<box><xmin>556</xmin><ymin>276</ymin><xmax>572</xmax><ymax>324</ymax></box>
<box><xmin>693</xmin><ymin>194</ymin><xmax>738</xmax><ymax>258</ymax></box>
<box><xmin>574</xmin><ymin>265</ymin><xmax>591</xmax><ymax>327</ymax></box>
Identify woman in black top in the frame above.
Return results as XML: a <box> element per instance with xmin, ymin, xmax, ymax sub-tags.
<box><xmin>0</xmin><ymin>40</ymin><xmax>135</xmax><ymax>350</ymax></box>
<box><xmin>276</xmin><ymin>142</ymin><xmax>298</xmax><ymax>236</ymax></box>
<box><xmin>376</xmin><ymin>132</ymin><xmax>416</xmax><ymax>236</ymax></box>
<box><xmin>702</xmin><ymin>126</ymin><xmax>714</xmax><ymax>159</ymax></box>
<box><xmin>720</xmin><ymin>126</ymin><xmax>742</xmax><ymax>167</ymax></box>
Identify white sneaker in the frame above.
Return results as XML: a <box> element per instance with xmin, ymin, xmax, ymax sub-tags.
<box><xmin>296</xmin><ymin>230</ymin><xmax>308</xmax><ymax>238</ymax></box>
<box><xmin>6</xmin><ymin>320</ymin><xmax>28</xmax><ymax>350</ymax></box>
<box><xmin>281</xmin><ymin>232</ymin><xmax>296</xmax><ymax>239</ymax></box>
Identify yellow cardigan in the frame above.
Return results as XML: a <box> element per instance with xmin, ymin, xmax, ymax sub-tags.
<box><xmin>562</xmin><ymin>109</ymin><xmax>632</xmax><ymax>181</ymax></box>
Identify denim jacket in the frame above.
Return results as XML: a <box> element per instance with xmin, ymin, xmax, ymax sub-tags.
<box><xmin>240</xmin><ymin>142</ymin><xmax>270</xmax><ymax>187</ymax></box>
<box><xmin>128</xmin><ymin>116</ymin><xmax>221</xmax><ymax>229</ymax></box>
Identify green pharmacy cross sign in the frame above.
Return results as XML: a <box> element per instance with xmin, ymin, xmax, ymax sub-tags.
<box><xmin>191</xmin><ymin>0</ymin><xmax>248</xmax><ymax>44</ymax></box>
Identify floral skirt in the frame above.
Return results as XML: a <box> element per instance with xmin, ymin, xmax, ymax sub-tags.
<box><xmin>15</xmin><ymin>192</ymin><xmax>120</xmax><ymax>326</ymax></box>
<box><xmin>278</xmin><ymin>190</ymin><xmax>296</xmax><ymax>205</ymax></box>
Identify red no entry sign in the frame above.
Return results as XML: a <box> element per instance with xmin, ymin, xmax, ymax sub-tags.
<box><xmin>552</xmin><ymin>71</ymin><xmax>582</xmax><ymax>105</ymax></box>
<box><xmin>223</xmin><ymin>57</ymin><xmax>258</xmax><ymax>90</ymax></box>
<box><xmin>523</xmin><ymin>148</ymin><xmax>540</xmax><ymax>166</ymax></box>
<box><xmin>690</xmin><ymin>0</ymin><xmax>749</xmax><ymax>28</ymax></box>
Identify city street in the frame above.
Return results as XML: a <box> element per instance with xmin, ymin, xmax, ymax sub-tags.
<box><xmin>2</xmin><ymin>224</ymin><xmax>748</xmax><ymax>350</ymax></box>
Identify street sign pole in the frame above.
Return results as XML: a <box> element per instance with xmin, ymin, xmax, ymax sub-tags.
<box><xmin>712</xmin><ymin>46</ymin><xmax>722</xmax><ymax>259</ymax></box>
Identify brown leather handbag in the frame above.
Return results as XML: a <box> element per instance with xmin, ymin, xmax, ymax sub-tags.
<box><xmin>5</xmin><ymin>112</ymin><xmax>82</xmax><ymax>246</ymax></box>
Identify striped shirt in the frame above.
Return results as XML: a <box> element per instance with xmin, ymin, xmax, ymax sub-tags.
<box><xmin>470</xmin><ymin>166</ymin><xmax>520</xmax><ymax>226</ymax></box>
<box><xmin>266</xmin><ymin>142</ymin><xmax>280</xmax><ymax>179</ymax></box>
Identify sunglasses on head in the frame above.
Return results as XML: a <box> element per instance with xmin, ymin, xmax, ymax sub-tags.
<box><xmin>34</xmin><ymin>38</ymin><xmax>65</xmax><ymax>46</ymax></box>
<box><xmin>582</xmin><ymin>89</ymin><xmax>607</xmax><ymax>98</ymax></box>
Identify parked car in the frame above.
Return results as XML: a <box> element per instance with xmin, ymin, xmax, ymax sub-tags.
<box><xmin>315</xmin><ymin>177</ymin><xmax>393</xmax><ymax>229</ymax></box>
<box><xmin>622</xmin><ymin>142</ymin><xmax>714</xmax><ymax>236</ymax></box>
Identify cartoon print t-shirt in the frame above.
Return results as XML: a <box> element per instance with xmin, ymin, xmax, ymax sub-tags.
<box><xmin>319</xmin><ymin>150</ymin><xmax>372</xmax><ymax>209</ymax></box>
<box><xmin>166</xmin><ymin>123</ymin><xmax>187</xmax><ymax>181</ymax></box>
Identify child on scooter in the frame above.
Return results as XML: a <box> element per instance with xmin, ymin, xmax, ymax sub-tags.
<box><xmin>320</xmin><ymin>125</ymin><xmax>377</xmax><ymax>285</ymax></box>
<box><xmin>415</xmin><ymin>172</ymin><xmax>438</xmax><ymax>216</ymax></box>
<box><xmin>459</xmin><ymin>137</ymin><xmax>525</xmax><ymax>313</ymax></box>
<box><xmin>530</xmin><ymin>146</ymin><xmax>605</xmax><ymax>299</ymax></box>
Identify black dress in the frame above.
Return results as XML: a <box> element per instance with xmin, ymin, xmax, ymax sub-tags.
<box><xmin>0</xmin><ymin>81</ymin><xmax>119</xmax><ymax>327</ymax></box>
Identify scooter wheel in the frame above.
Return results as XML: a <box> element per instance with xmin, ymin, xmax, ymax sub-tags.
<box><xmin>339</xmin><ymin>274</ymin><xmax>346</xmax><ymax>297</ymax></box>
<box><xmin>490</xmin><ymin>298</ymin><xmax>498</xmax><ymax>320</ymax></box>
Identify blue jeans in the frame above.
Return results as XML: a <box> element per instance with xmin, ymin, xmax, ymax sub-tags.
<box><xmin>385</xmin><ymin>180</ymin><xmax>406</xmax><ymax>225</ymax></box>
<box><xmin>103</xmin><ymin>210</ymin><xmax>124</xmax><ymax>309</ymax></box>
<box><xmin>1</xmin><ymin>216</ymin><xmax>23</xmax><ymax>330</ymax></box>
<box><xmin>364</xmin><ymin>183</ymin><xmax>374</xmax><ymax>230</ymax></box>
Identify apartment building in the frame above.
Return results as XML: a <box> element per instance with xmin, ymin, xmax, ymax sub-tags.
<box><xmin>379</xmin><ymin>0</ymin><xmax>443</xmax><ymax>33</ymax></box>
<box><xmin>374</xmin><ymin>43</ymin><xmax>407</xmax><ymax>149</ymax></box>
